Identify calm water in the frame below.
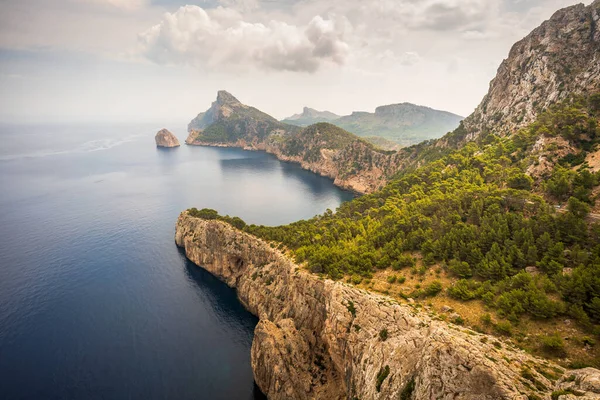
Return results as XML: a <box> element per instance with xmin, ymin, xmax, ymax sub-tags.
<box><xmin>0</xmin><ymin>123</ymin><xmax>353</xmax><ymax>400</ymax></box>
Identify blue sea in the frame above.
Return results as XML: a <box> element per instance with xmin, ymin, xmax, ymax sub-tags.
<box><xmin>0</xmin><ymin>122</ymin><xmax>353</xmax><ymax>400</ymax></box>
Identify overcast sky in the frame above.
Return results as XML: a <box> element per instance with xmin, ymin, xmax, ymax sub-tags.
<box><xmin>0</xmin><ymin>0</ymin><xmax>591</xmax><ymax>124</ymax></box>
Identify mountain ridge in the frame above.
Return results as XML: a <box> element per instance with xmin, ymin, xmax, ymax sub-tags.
<box><xmin>282</xmin><ymin>102</ymin><xmax>464</xmax><ymax>146</ymax></box>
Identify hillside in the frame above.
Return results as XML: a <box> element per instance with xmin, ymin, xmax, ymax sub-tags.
<box><xmin>183</xmin><ymin>0</ymin><xmax>600</xmax><ymax>374</ymax></box>
<box><xmin>281</xmin><ymin>107</ymin><xmax>340</xmax><ymax>127</ymax></box>
<box><xmin>186</xmin><ymin>92</ymin><xmax>407</xmax><ymax>193</ymax></box>
<box><xmin>212</xmin><ymin>94</ymin><xmax>600</xmax><ymax>371</ymax></box>
<box><xmin>283</xmin><ymin>103</ymin><xmax>464</xmax><ymax>147</ymax></box>
<box><xmin>332</xmin><ymin>103</ymin><xmax>463</xmax><ymax>146</ymax></box>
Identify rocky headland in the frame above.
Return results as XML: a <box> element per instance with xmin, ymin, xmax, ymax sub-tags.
<box><xmin>175</xmin><ymin>212</ymin><xmax>600</xmax><ymax>400</ymax></box>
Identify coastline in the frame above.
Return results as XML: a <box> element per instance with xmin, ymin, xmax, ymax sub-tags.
<box><xmin>186</xmin><ymin>140</ymin><xmax>368</xmax><ymax>195</ymax></box>
<box><xmin>175</xmin><ymin>213</ymin><xmax>600</xmax><ymax>400</ymax></box>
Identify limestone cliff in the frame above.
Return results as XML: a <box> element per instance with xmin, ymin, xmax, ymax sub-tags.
<box><xmin>456</xmin><ymin>0</ymin><xmax>600</xmax><ymax>143</ymax></box>
<box><xmin>175</xmin><ymin>212</ymin><xmax>600</xmax><ymax>400</ymax></box>
<box><xmin>186</xmin><ymin>91</ymin><xmax>407</xmax><ymax>194</ymax></box>
<box><xmin>155</xmin><ymin>129</ymin><xmax>180</xmax><ymax>148</ymax></box>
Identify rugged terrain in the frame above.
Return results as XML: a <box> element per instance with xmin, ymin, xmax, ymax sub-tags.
<box><xmin>281</xmin><ymin>103</ymin><xmax>462</xmax><ymax>147</ymax></box>
<box><xmin>186</xmin><ymin>91</ymin><xmax>406</xmax><ymax>193</ymax></box>
<box><xmin>176</xmin><ymin>214</ymin><xmax>600</xmax><ymax>400</ymax></box>
<box><xmin>177</xmin><ymin>3</ymin><xmax>600</xmax><ymax>398</ymax></box>
<box><xmin>452</xmin><ymin>0</ymin><xmax>600</xmax><ymax>145</ymax></box>
<box><xmin>155</xmin><ymin>128</ymin><xmax>180</xmax><ymax>147</ymax></box>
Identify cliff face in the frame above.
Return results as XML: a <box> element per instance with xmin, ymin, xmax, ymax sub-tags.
<box><xmin>175</xmin><ymin>213</ymin><xmax>600</xmax><ymax>400</ymax></box>
<box><xmin>155</xmin><ymin>129</ymin><xmax>180</xmax><ymax>148</ymax></box>
<box><xmin>186</xmin><ymin>92</ymin><xmax>406</xmax><ymax>194</ymax></box>
<box><xmin>459</xmin><ymin>0</ymin><xmax>600</xmax><ymax>142</ymax></box>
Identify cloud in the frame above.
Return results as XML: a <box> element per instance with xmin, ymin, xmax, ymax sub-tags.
<box><xmin>85</xmin><ymin>0</ymin><xmax>148</xmax><ymax>10</ymax></box>
<box><xmin>139</xmin><ymin>5</ymin><xmax>349</xmax><ymax>73</ymax></box>
<box><xmin>398</xmin><ymin>51</ymin><xmax>421</xmax><ymax>66</ymax></box>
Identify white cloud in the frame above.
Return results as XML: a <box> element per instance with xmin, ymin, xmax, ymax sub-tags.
<box><xmin>139</xmin><ymin>5</ymin><xmax>349</xmax><ymax>73</ymax></box>
<box><xmin>83</xmin><ymin>0</ymin><xmax>148</xmax><ymax>10</ymax></box>
<box><xmin>399</xmin><ymin>51</ymin><xmax>421</xmax><ymax>66</ymax></box>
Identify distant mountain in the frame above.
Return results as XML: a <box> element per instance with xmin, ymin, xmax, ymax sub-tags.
<box><xmin>331</xmin><ymin>103</ymin><xmax>463</xmax><ymax>147</ymax></box>
<box><xmin>186</xmin><ymin>91</ymin><xmax>405</xmax><ymax>193</ymax></box>
<box><xmin>282</xmin><ymin>107</ymin><xmax>340</xmax><ymax>127</ymax></box>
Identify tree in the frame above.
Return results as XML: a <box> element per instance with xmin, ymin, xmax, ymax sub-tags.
<box><xmin>567</xmin><ymin>196</ymin><xmax>590</xmax><ymax>219</ymax></box>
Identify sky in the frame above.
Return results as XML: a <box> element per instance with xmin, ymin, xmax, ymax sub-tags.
<box><xmin>0</xmin><ymin>0</ymin><xmax>592</xmax><ymax>124</ymax></box>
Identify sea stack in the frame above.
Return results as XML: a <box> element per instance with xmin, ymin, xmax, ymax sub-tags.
<box><xmin>155</xmin><ymin>129</ymin><xmax>180</xmax><ymax>148</ymax></box>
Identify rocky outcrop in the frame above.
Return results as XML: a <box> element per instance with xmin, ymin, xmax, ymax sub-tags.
<box><xmin>175</xmin><ymin>212</ymin><xmax>600</xmax><ymax>400</ymax></box>
<box><xmin>155</xmin><ymin>129</ymin><xmax>180</xmax><ymax>148</ymax></box>
<box><xmin>458</xmin><ymin>0</ymin><xmax>600</xmax><ymax>142</ymax></box>
<box><xmin>188</xmin><ymin>91</ymin><xmax>250</xmax><ymax>132</ymax></box>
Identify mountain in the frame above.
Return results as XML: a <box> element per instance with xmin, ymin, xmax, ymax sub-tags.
<box><xmin>332</xmin><ymin>103</ymin><xmax>464</xmax><ymax>147</ymax></box>
<box><xmin>186</xmin><ymin>91</ymin><xmax>405</xmax><ymax>193</ymax></box>
<box><xmin>186</xmin><ymin>90</ymin><xmax>286</xmax><ymax>141</ymax></box>
<box><xmin>449</xmin><ymin>0</ymin><xmax>600</xmax><ymax>145</ymax></box>
<box><xmin>283</xmin><ymin>103</ymin><xmax>464</xmax><ymax>147</ymax></box>
<box><xmin>281</xmin><ymin>107</ymin><xmax>340</xmax><ymax>127</ymax></box>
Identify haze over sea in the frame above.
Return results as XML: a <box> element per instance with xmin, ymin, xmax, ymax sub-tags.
<box><xmin>0</xmin><ymin>122</ymin><xmax>353</xmax><ymax>399</ymax></box>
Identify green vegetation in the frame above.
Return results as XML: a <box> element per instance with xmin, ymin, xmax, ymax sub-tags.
<box><xmin>187</xmin><ymin>95</ymin><xmax>600</xmax><ymax>363</ymax></box>
<box><xmin>379</xmin><ymin>328</ymin><xmax>388</xmax><ymax>341</ymax></box>
<box><xmin>333</xmin><ymin>103</ymin><xmax>463</xmax><ymax>147</ymax></box>
<box><xmin>400</xmin><ymin>377</ymin><xmax>415</xmax><ymax>400</ymax></box>
<box><xmin>375</xmin><ymin>365</ymin><xmax>390</xmax><ymax>392</ymax></box>
<box><xmin>346</xmin><ymin>300</ymin><xmax>357</xmax><ymax>317</ymax></box>
<box><xmin>541</xmin><ymin>334</ymin><xmax>567</xmax><ymax>357</ymax></box>
<box><xmin>238</xmin><ymin>96</ymin><xmax>600</xmax><ymax>331</ymax></box>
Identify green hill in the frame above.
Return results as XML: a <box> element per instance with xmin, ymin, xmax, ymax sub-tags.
<box><xmin>332</xmin><ymin>103</ymin><xmax>463</xmax><ymax>147</ymax></box>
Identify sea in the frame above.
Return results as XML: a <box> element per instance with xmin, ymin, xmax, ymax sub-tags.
<box><xmin>0</xmin><ymin>122</ymin><xmax>353</xmax><ymax>399</ymax></box>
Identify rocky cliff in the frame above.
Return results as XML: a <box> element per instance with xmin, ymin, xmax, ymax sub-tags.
<box><xmin>186</xmin><ymin>91</ymin><xmax>407</xmax><ymax>194</ymax></box>
<box><xmin>175</xmin><ymin>212</ymin><xmax>600</xmax><ymax>400</ymax></box>
<box><xmin>155</xmin><ymin>129</ymin><xmax>180</xmax><ymax>148</ymax></box>
<box><xmin>457</xmin><ymin>0</ymin><xmax>600</xmax><ymax>142</ymax></box>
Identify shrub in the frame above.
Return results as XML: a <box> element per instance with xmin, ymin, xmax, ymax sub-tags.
<box><xmin>494</xmin><ymin>321</ymin><xmax>513</xmax><ymax>336</ymax></box>
<box><xmin>400</xmin><ymin>377</ymin><xmax>415</xmax><ymax>400</ymax></box>
<box><xmin>375</xmin><ymin>365</ymin><xmax>390</xmax><ymax>392</ymax></box>
<box><xmin>448</xmin><ymin>259</ymin><xmax>472</xmax><ymax>278</ymax></box>
<box><xmin>448</xmin><ymin>279</ymin><xmax>479</xmax><ymax>300</ymax></box>
<box><xmin>346</xmin><ymin>300</ymin><xmax>356</xmax><ymax>317</ymax></box>
<box><xmin>541</xmin><ymin>334</ymin><xmax>566</xmax><ymax>357</ymax></box>
<box><xmin>379</xmin><ymin>328</ymin><xmax>388</xmax><ymax>341</ymax></box>
<box><xmin>480</xmin><ymin>313</ymin><xmax>492</xmax><ymax>326</ymax></box>
<box><xmin>423</xmin><ymin>281</ymin><xmax>443</xmax><ymax>297</ymax></box>
<box><xmin>188</xmin><ymin>207</ymin><xmax>219</xmax><ymax>219</ymax></box>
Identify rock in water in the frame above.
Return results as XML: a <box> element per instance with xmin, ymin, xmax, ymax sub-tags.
<box><xmin>155</xmin><ymin>129</ymin><xmax>180</xmax><ymax>148</ymax></box>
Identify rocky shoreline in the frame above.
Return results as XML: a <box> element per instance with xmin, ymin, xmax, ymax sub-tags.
<box><xmin>185</xmin><ymin>135</ymin><xmax>391</xmax><ymax>195</ymax></box>
<box><xmin>175</xmin><ymin>212</ymin><xmax>600</xmax><ymax>400</ymax></box>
